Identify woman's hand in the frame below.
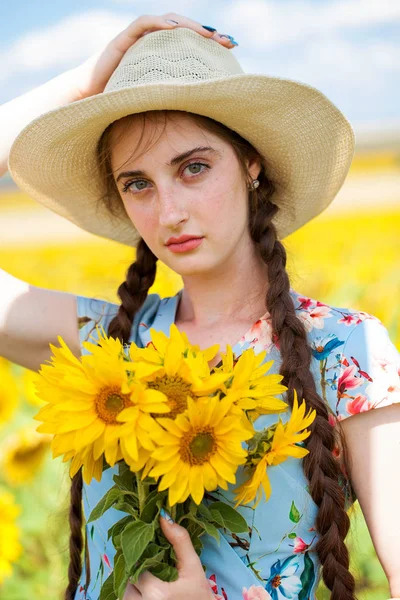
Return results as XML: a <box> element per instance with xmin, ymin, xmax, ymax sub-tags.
<box><xmin>123</xmin><ymin>510</ymin><xmax>216</xmax><ymax>600</ymax></box>
<box><xmin>73</xmin><ymin>13</ymin><xmax>237</xmax><ymax>102</ymax></box>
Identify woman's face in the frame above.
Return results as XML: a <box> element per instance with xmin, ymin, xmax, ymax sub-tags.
<box><xmin>110</xmin><ymin>112</ymin><xmax>261</xmax><ymax>277</ymax></box>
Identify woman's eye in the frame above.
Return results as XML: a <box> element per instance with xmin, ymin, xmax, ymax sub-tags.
<box><xmin>122</xmin><ymin>162</ymin><xmax>209</xmax><ymax>194</ymax></box>
<box><xmin>184</xmin><ymin>162</ymin><xmax>209</xmax><ymax>176</ymax></box>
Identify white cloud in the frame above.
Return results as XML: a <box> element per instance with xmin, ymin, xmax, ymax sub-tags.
<box><xmin>0</xmin><ymin>10</ymin><xmax>132</xmax><ymax>83</ymax></box>
<box><xmin>219</xmin><ymin>0</ymin><xmax>400</xmax><ymax>47</ymax></box>
<box><xmin>111</xmin><ymin>0</ymin><xmax>199</xmax><ymax>10</ymax></box>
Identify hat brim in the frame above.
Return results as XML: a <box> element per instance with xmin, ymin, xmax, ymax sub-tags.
<box><xmin>8</xmin><ymin>73</ymin><xmax>355</xmax><ymax>247</ymax></box>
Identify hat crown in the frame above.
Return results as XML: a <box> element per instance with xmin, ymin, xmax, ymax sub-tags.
<box><xmin>104</xmin><ymin>27</ymin><xmax>244</xmax><ymax>92</ymax></box>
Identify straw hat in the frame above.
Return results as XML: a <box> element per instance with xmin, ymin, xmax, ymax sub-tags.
<box><xmin>8</xmin><ymin>26</ymin><xmax>355</xmax><ymax>247</ymax></box>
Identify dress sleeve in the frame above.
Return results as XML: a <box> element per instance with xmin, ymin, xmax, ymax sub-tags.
<box><xmin>76</xmin><ymin>294</ymin><xmax>119</xmax><ymax>355</ymax></box>
<box><xmin>335</xmin><ymin>317</ymin><xmax>400</xmax><ymax>421</ymax></box>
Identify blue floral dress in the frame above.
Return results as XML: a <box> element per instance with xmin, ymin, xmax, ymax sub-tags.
<box><xmin>74</xmin><ymin>288</ymin><xmax>400</xmax><ymax>600</ymax></box>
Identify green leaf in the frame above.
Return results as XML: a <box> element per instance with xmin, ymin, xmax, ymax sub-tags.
<box><xmin>208</xmin><ymin>508</ymin><xmax>224</xmax><ymax>528</ymax></box>
<box><xmin>99</xmin><ymin>572</ymin><xmax>117</xmax><ymax>600</ymax></box>
<box><xmin>129</xmin><ymin>547</ymin><xmax>166</xmax><ymax>583</ymax></box>
<box><xmin>113</xmin><ymin>467</ymin><xmax>136</xmax><ymax>492</ymax></box>
<box><xmin>288</xmin><ymin>532</ymin><xmax>297</xmax><ymax>539</ymax></box>
<box><xmin>140</xmin><ymin>489</ymin><xmax>165</xmax><ymax>523</ymax></box>
<box><xmin>208</xmin><ymin>501</ymin><xmax>248</xmax><ymax>533</ymax></box>
<box><xmin>180</xmin><ymin>511</ymin><xmax>221</xmax><ymax>544</ymax></box>
<box><xmin>141</xmin><ymin>543</ymin><xmax>167</xmax><ymax>561</ymax></box>
<box><xmin>87</xmin><ymin>486</ymin><xmax>120</xmax><ymax>523</ymax></box>
<box><xmin>289</xmin><ymin>501</ymin><xmax>301</xmax><ymax>523</ymax></box>
<box><xmin>197</xmin><ymin>503</ymin><xmax>214</xmax><ymax>521</ymax></box>
<box><xmin>298</xmin><ymin>551</ymin><xmax>316</xmax><ymax>600</ymax></box>
<box><xmin>113</xmin><ymin>552</ymin><xmax>128</xmax><ymax>599</ymax></box>
<box><xmin>197</xmin><ymin>519</ymin><xmax>220</xmax><ymax>543</ymax></box>
<box><xmin>151</xmin><ymin>563</ymin><xmax>179</xmax><ymax>582</ymax></box>
<box><xmin>113</xmin><ymin>499</ymin><xmax>138</xmax><ymax>517</ymax></box>
<box><xmin>108</xmin><ymin>515</ymin><xmax>132</xmax><ymax>542</ymax></box>
<box><xmin>121</xmin><ymin>519</ymin><xmax>155</xmax><ymax>570</ymax></box>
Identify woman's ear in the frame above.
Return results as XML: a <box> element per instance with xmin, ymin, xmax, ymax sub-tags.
<box><xmin>246</xmin><ymin>155</ymin><xmax>262</xmax><ymax>182</ymax></box>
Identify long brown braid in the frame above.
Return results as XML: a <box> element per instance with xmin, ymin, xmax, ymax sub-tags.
<box><xmin>65</xmin><ymin>470</ymin><xmax>83</xmax><ymax>600</ymax></box>
<box><xmin>65</xmin><ymin>109</ymin><xmax>357</xmax><ymax>600</ymax></box>
<box><xmin>249</xmin><ymin>184</ymin><xmax>356</xmax><ymax>597</ymax></box>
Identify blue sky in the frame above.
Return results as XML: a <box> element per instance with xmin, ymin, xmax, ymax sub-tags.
<box><xmin>1</xmin><ymin>0</ymin><xmax>400</xmax><ymax>132</ymax></box>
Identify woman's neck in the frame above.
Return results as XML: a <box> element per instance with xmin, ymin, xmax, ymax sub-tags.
<box><xmin>176</xmin><ymin>257</ymin><xmax>270</xmax><ymax>329</ymax></box>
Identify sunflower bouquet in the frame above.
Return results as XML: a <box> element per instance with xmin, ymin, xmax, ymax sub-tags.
<box><xmin>32</xmin><ymin>323</ymin><xmax>316</xmax><ymax>600</ymax></box>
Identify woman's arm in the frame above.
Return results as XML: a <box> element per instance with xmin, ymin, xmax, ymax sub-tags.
<box><xmin>341</xmin><ymin>403</ymin><xmax>400</xmax><ymax>597</ymax></box>
<box><xmin>0</xmin><ymin>68</ymin><xmax>81</xmax><ymax>178</ymax></box>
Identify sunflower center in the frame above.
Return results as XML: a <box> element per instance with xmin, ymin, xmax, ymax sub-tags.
<box><xmin>271</xmin><ymin>575</ymin><xmax>282</xmax><ymax>588</ymax></box>
<box><xmin>179</xmin><ymin>426</ymin><xmax>217</xmax><ymax>465</ymax></box>
<box><xmin>148</xmin><ymin>375</ymin><xmax>194</xmax><ymax>419</ymax></box>
<box><xmin>12</xmin><ymin>444</ymin><xmax>45</xmax><ymax>464</ymax></box>
<box><xmin>95</xmin><ymin>385</ymin><xmax>133</xmax><ymax>424</ymax></box>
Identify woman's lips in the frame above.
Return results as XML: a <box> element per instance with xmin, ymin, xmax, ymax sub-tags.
<box><xmin>166</xmin><ymin>237</ymin><xmax>204</xmax><ymax>253</ymax></box>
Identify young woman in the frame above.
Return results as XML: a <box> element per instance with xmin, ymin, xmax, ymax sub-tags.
<box><xmin>1</xmin><ymin>12</ymin><xmax>399</xmax><ymax>600</ymax></box>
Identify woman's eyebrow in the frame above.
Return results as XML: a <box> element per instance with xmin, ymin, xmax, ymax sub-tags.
<box><xmin>116</xmin><ymin>146</ymin><xmax>221</xmax><ymax>182</ymax></box>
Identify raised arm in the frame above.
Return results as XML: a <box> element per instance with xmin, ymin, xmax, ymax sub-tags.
<box><xmin>0</xmin><ymin>267</ymin><xmax>81</xmax><ymax>371</ymax></box>
<box><xmin>0</xmin><ymin>68</ymin><xmax>80</xmax><ymax>178</ymax></box>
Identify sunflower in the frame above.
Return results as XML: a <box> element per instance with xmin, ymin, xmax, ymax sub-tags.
<box><xmin>0</xmin><ymin>425</ymin><xmax>51</xmax><ymax>485</ymax></box>
<box><xmin>32</xmin><ymin>328</ymin><xmax>170</xmax><ymax>483</ymax></box>
<box><xmin>0</xmin><ymin>491</ymin><xmax>23</xmax><ymax>585</ymax></box>
<box><xmin>0</xmin><ymin>362</ymin><xmax>19</xmax><ymax>427</ymax></box>
<box><xmin>128</xmin><ymin>324</ymin><xmax>231</xmax><ymax>420</ymax></box>
<box><xmin>234</xmin><ymin>391</ymin><xmax>316</xmax><ymax>508</ymax></box>
<box><xmin>148</xmin><ymin>395</ymin><xmax>252</xmax><ymax>506</ymax></box>
<box><xmin>214</xmin><ymin>346</ymin><xmax>289</xmax><ymax>419</ymax></box>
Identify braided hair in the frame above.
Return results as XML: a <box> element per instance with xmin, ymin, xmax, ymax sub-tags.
<box><xmin>64</xmin><ymin>109</ymin><xmax>356</xmax><ymax>600</ymax></box>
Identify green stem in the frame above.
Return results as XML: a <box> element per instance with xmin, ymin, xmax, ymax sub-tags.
<box><xmin>136</xmin><ymin>472</ymin><xmax>146</xmax><ymax>514</ymax></box>
<box><xmin>165</xmin><ymin>498</ymin><xmax>177</xmax><ymax>522</ymax></box>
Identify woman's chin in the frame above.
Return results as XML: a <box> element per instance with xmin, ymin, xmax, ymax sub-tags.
<box><xmin>164</xmin><ymin>255</ymin><xmax>217</xmax><ymax>277</ymax></box>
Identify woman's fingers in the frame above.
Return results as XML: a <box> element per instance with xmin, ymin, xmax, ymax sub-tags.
<box><xmin>118</xmin><ymin>13</ymin><xmax>235</xmax><ymax>50</ymax></box>
<box><xmin>158</xmin><ymin>512</ymin><xmax>204</xmax><ymax>576</ymax></box>
<box><xmin>123</xmin><ymin>582</ymin><xmax>142</xmax><ymax>599</ymax></box>
<box><xmin>74</xmin><ymin>13</ymin><xmax>236</xmax><ymax>100</ymax></box>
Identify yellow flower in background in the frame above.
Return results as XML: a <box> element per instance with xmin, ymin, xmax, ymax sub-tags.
<box><xmin>0</xmin><ymin>362</ymin><xmax>19</xmax><ymax>427</ymax></box>
<box><xmin>32</xmin><ymin>328</ymin><xmax>170</xmax><ymax>484</ymax></box>
<box><xmin>148</xmin><ymin>395</ymin><xmax>252</xmax><ymax>506</ymax></box>
<box><xmin>214</xmin><ymin>346</ymin><xmax>289</xmax><ymax>418</ymax></box>
<box><xmin>129</xmin><ymin>324</ymin><xmax>230</xmax><ymax>420</ymax></box>
<box><xmin>0</xmin><ymin>490</ymin><xmax>23</xmax><ymax>585</ymax></box>
<box><xmin>234</xmin><ymin>391</ymin><xmax>316</xmax><ymax>508</ymax></box>
<box><xmin>0</xmin><ymin>425</ymin><xmax>51</xmax><ymax>486</ymax></box>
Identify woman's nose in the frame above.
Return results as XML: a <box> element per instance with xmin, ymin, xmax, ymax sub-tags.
<box><xmin>157</xmin><ymin>192</ymin><xmax>189</xmax><ymax>228</ymax></box>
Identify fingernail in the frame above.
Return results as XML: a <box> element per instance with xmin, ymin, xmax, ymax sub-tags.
<box><xmin>220</xmin><ymin>34</ymin><xmax>235</xmax><ymax>41</ymax></box>
<box><xmin>166</xmin><ymin>19</ymin><xmax>179</xmax><ymax>25</ymax></box>
<box><xmin>160</xmin><ymin>508</ymin><xmax>174</xmax><ymax>524</ymax></box>
<box><xmin>202</xmin><ymin>25</ymin><xmax>217</xmax><ymax>32</ymax></box>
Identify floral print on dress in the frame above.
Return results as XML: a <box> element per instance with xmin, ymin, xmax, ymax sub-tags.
<box><xmin>208</xmin><ymin>573</ymin><xmax>273</xmax><ymax>600</ymax></box>
<box><xmin>264</xmin><ymin>555</ymin><xmax>303</xmax><ymax>600</ymax></box>
<box><xmin>73</xmin><ymin>288</ymin><xmax>400</xmax><ymax>600</ymax></box>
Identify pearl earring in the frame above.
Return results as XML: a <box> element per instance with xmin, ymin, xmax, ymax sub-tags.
<box><xmin>250</xmin><ymin>179</ymin><xmax>260</xmax><ymax>190</ymax></box>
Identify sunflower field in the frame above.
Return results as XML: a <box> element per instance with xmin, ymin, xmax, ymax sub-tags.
<box><xmin>0</xmin><ymin>157</ymin><xmax>399</xmax><ymax>599</ymax></box>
